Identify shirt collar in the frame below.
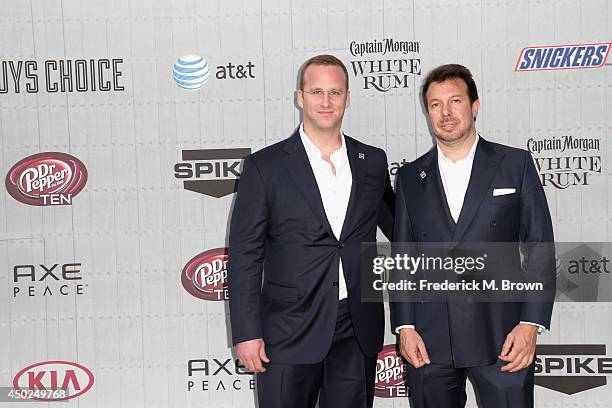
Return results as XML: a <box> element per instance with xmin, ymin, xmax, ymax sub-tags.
<box><xmin>299</xmin><ymin>122</ymin><xmax>347</xmax><ymax>160</ymax></box>
<box><xmin>437</xmin><ymin>134</ymin><xmax>480</xmax><ymax>164</ymax></box>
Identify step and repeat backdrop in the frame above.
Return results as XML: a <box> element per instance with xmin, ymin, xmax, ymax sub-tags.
<box><xmin>1</xmin><ymin>0</ymin><xmax>611</xmax><ymax>407</ymax></box>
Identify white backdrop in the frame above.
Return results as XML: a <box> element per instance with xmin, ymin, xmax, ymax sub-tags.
<box><xmin>1</xmin><ymin>0</ymin><xmax>611</xmax><ymax>407</ymax></box>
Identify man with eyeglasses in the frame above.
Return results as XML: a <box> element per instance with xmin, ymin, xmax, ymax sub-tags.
<box><xmin>228</xmin><ymin>54</ymin><xmax>395</xmax><ymax>408</ymax></box>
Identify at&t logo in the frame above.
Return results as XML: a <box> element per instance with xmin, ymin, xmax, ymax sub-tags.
<box><xmin>173</xmin><ymin>55</ymin><xmax>210</xmax><ymax>90</ymax></box>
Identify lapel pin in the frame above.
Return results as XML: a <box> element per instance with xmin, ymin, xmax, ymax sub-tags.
<box><xmin>419</xmin><ymin>170</ymin><xmax>426</xmax><ymax>179</ymax></box>
<box><xmin>358</xmin><ymin>153</ymin><xmax>365</xmax><ymax>159</ymax></box>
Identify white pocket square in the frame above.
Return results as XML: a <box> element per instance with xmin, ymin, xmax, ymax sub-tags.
<box><xmin>493</xmin><ymin>188</ymin><xmax>516</xmax><ymax>196</ymax></box>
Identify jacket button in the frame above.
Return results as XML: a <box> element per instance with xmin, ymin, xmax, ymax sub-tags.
<box><xmin>337</xmin><ymin>243</ymin><xmax>344</xmax><ymax>248</ymax></box>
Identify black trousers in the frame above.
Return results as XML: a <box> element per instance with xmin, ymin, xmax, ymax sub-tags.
<box><xmin>406</xmin><ymin>360</ymin><xmax>535</xmax><ymax>408</ymax></box>
<box><xmin>256</xmin><ymin>300</ymin><xmax>377</xmax><ymax>408</ymax></box>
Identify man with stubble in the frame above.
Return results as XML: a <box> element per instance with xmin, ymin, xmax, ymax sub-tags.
<box><xmin>391</xmin><ymin>64</ymin><xmax>555</xmax><ymax>408</ymax></box>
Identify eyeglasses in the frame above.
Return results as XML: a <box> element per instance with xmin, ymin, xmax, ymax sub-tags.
<box><xmin>302</xmin><ymin>89</ymin><xmax>346</xmax><ymax>99</ymax></box>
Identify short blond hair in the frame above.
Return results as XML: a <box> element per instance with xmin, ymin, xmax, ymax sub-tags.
<box><xmin>298</xmin><ymin>54</ymin><xmax>349</xmax><ymax>90</ymax></box>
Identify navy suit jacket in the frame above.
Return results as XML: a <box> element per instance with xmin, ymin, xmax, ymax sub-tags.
<box><xmin>228</xmin><ymin>129</ymin><xmax>395</xmax><ymax>364</ymax></box>
<box><xmin>390</xmin><ymin>137</ymin><xmax>555</xmax><ymax>368</ymax></box>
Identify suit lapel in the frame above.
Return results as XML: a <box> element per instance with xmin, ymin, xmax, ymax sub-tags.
<box><xmin>339</xmin><ymin>136</ymin><xmax>364</xmax><ymax>241</ymax></box>
<box><xmin>418</xmin><ymin>148</ymin><xmax>456</xmax><ymax>235</ymax></box>
<box><xmin>451</xmin><ymin>138</ymin><xmax>502</xmax><ymax>242</ymax></box>
<box><xmin>281</xmin><ymin>130</ymin><xmax>335</xmax><ymax>238</ymax></box>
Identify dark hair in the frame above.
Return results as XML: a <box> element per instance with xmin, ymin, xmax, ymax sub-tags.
<box><xmin>421</xmin><ymin>64</ymin><xmax>479</xmax><ymax>110</ymax></box>
<box><xmin>299</xmin><ymin>54</ymin><xmax>349</xmax><ymax>90</ymax></box>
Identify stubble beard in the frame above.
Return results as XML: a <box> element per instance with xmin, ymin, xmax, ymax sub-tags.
<box><xmin>435</xmin><ymin>121</ymin><xmax>475</xmax><ymax>146</ymax></box>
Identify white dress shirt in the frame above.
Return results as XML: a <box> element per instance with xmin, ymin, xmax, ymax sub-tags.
<box><xmin>396</xmin><ymin>135</ymin><xmax>544</xmax><ymax>334</ymax></box>
<box><xmin>300</xmin><ymin>123</ymin><xmax>352</xmax><ymax>300</ymax></box>
<box><xmin>438</xmin><ymin>135</ymin><xmax>479</xmax><ymax>223</ymax></box>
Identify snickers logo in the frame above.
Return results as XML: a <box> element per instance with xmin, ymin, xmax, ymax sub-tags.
<box><xmin>515</xmin><ymin>43</ymin><xmax>611</xmax><ymax>71</ymax></box>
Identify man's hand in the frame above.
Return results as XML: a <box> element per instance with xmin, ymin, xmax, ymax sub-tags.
<box><xmin>236</xmin><ymin>338</ymin><xmax>270</xmax><ymax>373</ymax></box>
<box><xmin>399</xmin><ymin>328</ymin><xmax>430</xmax><ymax>368</ymax></box>
<box><xmin>498</xmin><ymin>323</ymin><xmax>539</xmax><ymax>372</ymax></box>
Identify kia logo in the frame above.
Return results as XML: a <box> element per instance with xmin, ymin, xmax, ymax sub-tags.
<box><xmin>13</xmin><ymin>360</ymin><xmax>94</xmax><ymax>401</ymax></box>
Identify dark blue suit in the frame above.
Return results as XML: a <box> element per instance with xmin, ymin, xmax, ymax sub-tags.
<box><xmin>228</xmin><ymin>129</ymin><xmax>395</xmax><ymax>407</ymax></box>
<box><xmin>391</xmin><ymin>137</ymin><xmax>555</xmax><ymax>407</ymax></box>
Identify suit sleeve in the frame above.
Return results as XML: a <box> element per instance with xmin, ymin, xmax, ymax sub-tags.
<box><xmin>377</xmin><ymin>151</ymin><xmax>396</xmax><ymax>240</ymax></box>
<box><xmin>389</xmin><ymin>169</ymin><xmax>417</xmax><ymax>331</ymax></box>
<box><xmin>518</xmin><ymin>150</ymin><xmax>556</xmax><ymax>329</ymax></box>
<box><xmin>227</xmin><ymin>156</ymin><xmax>268</xmax><ymax>345</ymax></box>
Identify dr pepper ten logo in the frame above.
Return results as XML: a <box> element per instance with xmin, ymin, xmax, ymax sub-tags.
<box><xmin>6</xmin><ymin>152</ymin><xmax>87</xmax><ymax>206</ymax></box>
<box><xmin>182</xmin><ymin>248</ymin><xmax>229</xmax><ymax>301</ymax></box>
